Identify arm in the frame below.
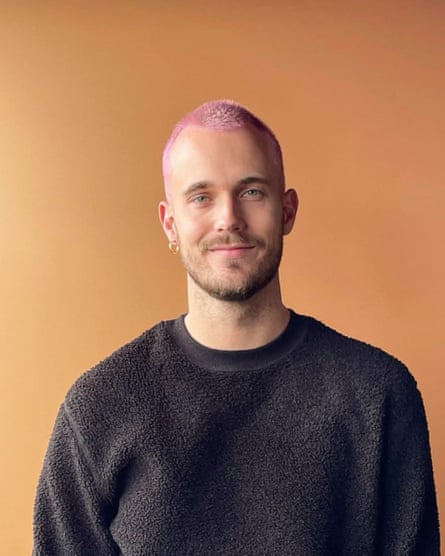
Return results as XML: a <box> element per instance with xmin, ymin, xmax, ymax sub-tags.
<box><xmin>33</xmin><ymin>405</ymin><xmax>120</xmax><ymax>556</ymax></box>
<box><xmin>377</xmin><ymin>366</ymin><xmax>440</xmax><ymax>555</ymax></box>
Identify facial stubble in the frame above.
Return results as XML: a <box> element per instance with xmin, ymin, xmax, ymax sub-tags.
<box><xmin>181</xmin><ymin>232</ymin><xmax>284</xmax><ymax>302</ymax></box>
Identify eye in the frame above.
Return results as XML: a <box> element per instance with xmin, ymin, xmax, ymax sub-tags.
<box><xmin>191</xmin><ymin>194</ymin><xmax>211</xmax><ymax>205</ymax></box>
<box><xmin>242</xmin><ymin>188</ymin><xmax>264</xmax><ymax>199</ymax></box>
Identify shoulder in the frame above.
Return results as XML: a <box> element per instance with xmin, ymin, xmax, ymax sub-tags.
<box><xmin>302</xmin><ymin>315</ymin><xmax>419</xmax><ymax>399</ymax></box>
<box><xmin>294</xmin><ymin>316</ymin><xmax>430</xmax><ymax>438</ymax></box>
<box><xmin>63</xmin><ymin>320</ymin><xmax>179</xmax><ymax>425</ymax></box>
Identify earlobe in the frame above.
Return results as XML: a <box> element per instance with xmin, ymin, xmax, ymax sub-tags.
<box><xmin>282</xmin><ymin>188</ymin><xmax>298</xmax><ymax>235</ymax></box>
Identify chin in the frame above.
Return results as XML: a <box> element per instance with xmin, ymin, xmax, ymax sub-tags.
<box><xmin>196</xmin><ymin>271</ymin><xmax>278</xmax><ymax>303</ymax></box>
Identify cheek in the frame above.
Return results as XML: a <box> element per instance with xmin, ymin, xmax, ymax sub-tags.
<box><xmin>175</xmin><ymin>216</ymin><xmax>207</xmax><ymax>245</ymax></box>
<box><xmin>255</xmin><ymin>207</ymin><xmax>282</xmax><ymax>233</ymax></box>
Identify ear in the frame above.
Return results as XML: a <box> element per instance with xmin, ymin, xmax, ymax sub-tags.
<box><xmin>282</xmin><ymin>188</ymin><xmax>298</xmax><ymax>235</ymax></box>
<box><xmin>158</xmin><ymin>200</ymin><xmax>177</xmax><ymax>242</ymax></box>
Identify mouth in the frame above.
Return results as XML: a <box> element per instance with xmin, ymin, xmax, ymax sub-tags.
<box><xmin>202</xmin><ymin>234</ymin><xmax>260</xmax><ymax>257</ymax></box>
<box><xmin>209</xmin><ymin>244</ymin><xmax>254</xmax><ymax>250</ymax></box>
<box><xmin>208</xmin><ymin>244</ymin><xmax>255</xmax><ymax>258</ymax></box>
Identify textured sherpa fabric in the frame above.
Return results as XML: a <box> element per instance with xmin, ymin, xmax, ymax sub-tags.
<box><xmin>33</xmin><ymin>312</ymin><xmax>440</xmax><ymax>555</ymax></box>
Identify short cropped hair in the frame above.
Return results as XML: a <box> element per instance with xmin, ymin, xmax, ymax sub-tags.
<box><xmin>162</xmin><ymin>100</ymin><xmax>284</xmax><ymax>197</ymax></box>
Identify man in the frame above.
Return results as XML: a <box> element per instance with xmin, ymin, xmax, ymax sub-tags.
<box><xmin>33</xmin><ymin>100</ymin><xmax>440</xmax><ymax>555</ymax></box>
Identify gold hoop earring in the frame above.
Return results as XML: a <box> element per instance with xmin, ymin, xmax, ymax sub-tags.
<box><xmin>168</xmin><ymin>241</ymin><xmax>179</xmax><ymax>255</ymax></box>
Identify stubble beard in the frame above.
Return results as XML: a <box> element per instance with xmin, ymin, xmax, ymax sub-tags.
<box><xmin>181</xmin><ymin>233</ymin><xmax>284</xmax><ymax>302</ymax></box>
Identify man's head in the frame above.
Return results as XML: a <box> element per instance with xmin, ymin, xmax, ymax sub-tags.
<box><xmin>162</xmin><ymin>100</ymin><xmax>285</xmax><ymax>200</ymax></box>
<box><xmin>159</xmin><ymin>100</ymin><xmax>297</xmax><ymax>303</ymax></box>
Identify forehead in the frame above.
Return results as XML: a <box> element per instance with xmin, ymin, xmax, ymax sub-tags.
<box><xmin>168</xmin><ymin>126</ymin><xmax>277</xmax><ymax>191</ymax></box>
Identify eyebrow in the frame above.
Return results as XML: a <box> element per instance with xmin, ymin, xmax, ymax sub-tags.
<box><xmin>238</xmin><ymin>176</ymin><xmax>271</xmax><ymax>187</ymax></box>
<box><xmin>183</xmin><ymin>176</ymin><xmax>271</xmax><ymax>197</ymax></box>
<box><xmin>182</xmin><ymin>181</ymin><xmax>211</xmax><ymax>197</ymax></box>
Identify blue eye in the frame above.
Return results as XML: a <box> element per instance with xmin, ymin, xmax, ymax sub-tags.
<box><xmin>193</xmin><ymin>195</ymin><xmax>210</xmax><ymax>203</ymax></box>
<box><xmin>242</xmin><ymin>189</ymin><xmax>263</xmax><ymax>198</ymax></box>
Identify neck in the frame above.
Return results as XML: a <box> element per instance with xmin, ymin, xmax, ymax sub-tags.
<box><xmin>184</xmin><ymin>276</ymin><xmax>290</xmax><ymax>350</ymax></box>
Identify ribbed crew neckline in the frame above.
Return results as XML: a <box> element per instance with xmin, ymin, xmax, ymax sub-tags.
<box><xmin>167</xmin><ymin>310</ymin><xmax>309</xmax><ymax>372</ymax></box>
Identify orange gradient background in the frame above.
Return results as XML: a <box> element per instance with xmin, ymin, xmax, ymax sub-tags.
<box><xmin>1</xmin><ymin>2</ymin><xmax>443</xmax><ymax>553</ymax></box>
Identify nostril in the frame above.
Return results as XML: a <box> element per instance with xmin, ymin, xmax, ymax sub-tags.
<box><xmin>216</xmin><ymin>218</ymin><xmax>243</xmax><ymax>233</ymax></box>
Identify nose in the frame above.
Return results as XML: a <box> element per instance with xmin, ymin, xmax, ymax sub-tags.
<box><xmin>214</xmin><ymin>194</ymin><xmax>246</xmax><ymax>233</ymax></box>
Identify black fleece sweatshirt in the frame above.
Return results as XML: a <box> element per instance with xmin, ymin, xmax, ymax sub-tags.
<box><xmin>33</xmin><ymin>312</ymin><xmax>440</xmax><ymax>555</ymax></box>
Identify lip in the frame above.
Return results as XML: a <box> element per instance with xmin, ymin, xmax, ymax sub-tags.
<box><xmin>209</xmin><ymin>245</ymin><xmax>253</xmax><ymax>250</ymax></box>
<box><xmin>208</xmin><ymin>245</ymin><xmax>254</xmax><ymax>257</ymax></box>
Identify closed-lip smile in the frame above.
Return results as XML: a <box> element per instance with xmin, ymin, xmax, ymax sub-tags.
<box><xmin>208</xmin><ymin>244</ymin><xmax>254</xmax><ymax>257</ymax></box>
<box><xmin>209</xmin><ymin>244</ymin><xmax>253</xmax><ymax>251</ymax></box>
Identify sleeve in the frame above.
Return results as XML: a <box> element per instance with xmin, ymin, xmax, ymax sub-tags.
<box><xmin>377</xmin><ymin>365</ymin><xmax>440</xmax><ymax>555</ymax></box>
<box><xmin>32</xmin><ymin>405</ymin><xmax>120</xmax><ymax>556</ymax></box>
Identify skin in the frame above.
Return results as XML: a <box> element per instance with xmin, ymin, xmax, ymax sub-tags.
<box><xmin>159</xmin><ymin>125</ymin><xmax>298</xmax><ymax>350</ymax></box>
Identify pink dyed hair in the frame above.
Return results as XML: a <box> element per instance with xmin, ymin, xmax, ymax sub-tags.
<box><xmin>162</xmin><ymin>100</ymin><xmax>284</xmax><ymax>196</ymax></box>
